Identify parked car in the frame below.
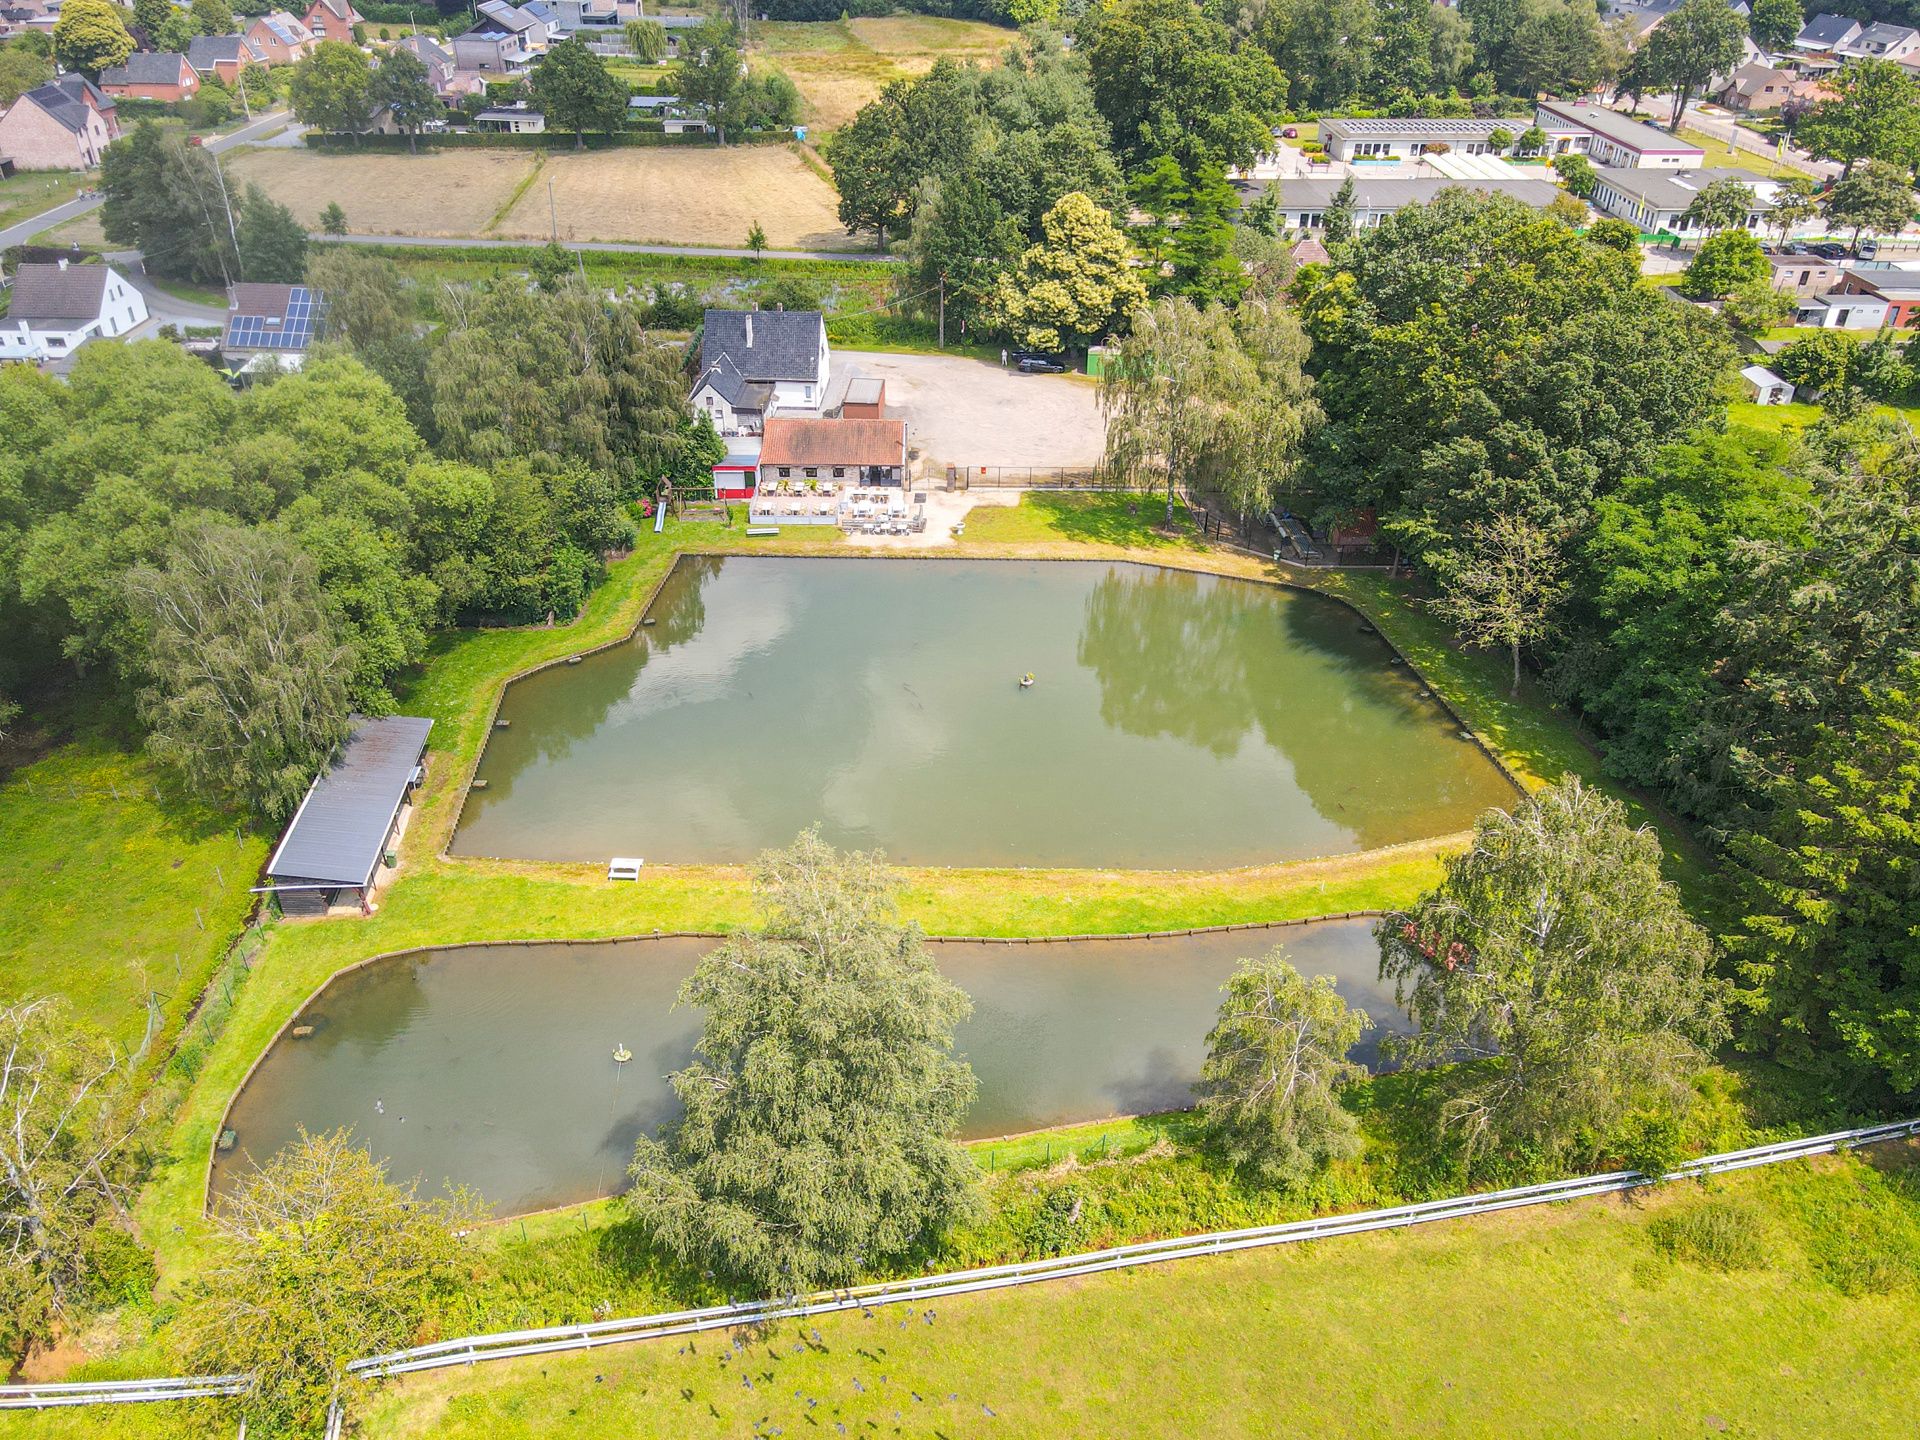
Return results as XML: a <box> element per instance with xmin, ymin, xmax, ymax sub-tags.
<box><xmin>1858</xmin><ymin>238</ymin><xmax>1880</xmax><ymax>260</ymax></box>
<box><xmin>1808</xmin><ymin>241</ymin><xmax>1849</xmax><ymax>260</ymax></box>
<box><xmin>1281</xmin><ymin>126</ymin><xmax>1298</xmax><ymax>139</ymax></box>
<box><xmin>1014</xmin><ymin>351</ymin><xmax>1068</xmax><ymax>374</ymax></box>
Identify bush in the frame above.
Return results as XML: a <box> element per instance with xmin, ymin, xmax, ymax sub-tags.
<box><xmin>1648</xmin><ymin>1197</ymin><xmax>1771</xmax><ymax>1272</ymax></box>
<box><xmin>72</xmin><ymin>1223</ymin><xmax>158</xmax><ymax>1314</ymax></box>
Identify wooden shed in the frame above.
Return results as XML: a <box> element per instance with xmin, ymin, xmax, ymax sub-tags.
<box><xmin>261</xmin><ymin>715</ymin><xmax>431</xmax><ymax>917</ymax></box>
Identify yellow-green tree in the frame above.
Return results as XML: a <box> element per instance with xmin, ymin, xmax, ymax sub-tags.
<box><xmin>989</xmin><ymin>191</ymin><xmax>1147</xmax><ymax>352</ymax></box>
<box><xmin>51</xmin><ymin>0</ymin><xmax>133</xmax><ymax>80</ymax></box>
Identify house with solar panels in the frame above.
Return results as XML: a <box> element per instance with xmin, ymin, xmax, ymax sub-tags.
<box><xmin>221</xmin><ymin>282</ymin><xmax>325</xmax><ymax>375</ymax></box>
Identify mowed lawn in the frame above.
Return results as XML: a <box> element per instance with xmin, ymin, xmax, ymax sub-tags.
<box><xmin>222</xmin><ymin>147</ymin><xmax>536</xmax><ymax>237</ymax></box>
<box><xmin>342</xmin><ymin>1153</ymin><xmax>1920</xmax><ymax>1440</ymax></box>
<box><xmin>754</xmin><ymin>16</ymin><xmax>1013</xmax><ymax>132</ymax></box>
<box><xmin>493</xmin><ymin>145</ymin><xmax>853</xmax><ymax>251</ymax></box>
<box><xmin>0</xmin><ymin>743</ymin><xmax>267</xmax><ymax>1052</ymax></box>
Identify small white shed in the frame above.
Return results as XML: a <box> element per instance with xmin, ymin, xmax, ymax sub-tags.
<box><xmin>1740</xmin><ymin>364</ymin><xmax>1796</xmax><ymax>405</ymax></box>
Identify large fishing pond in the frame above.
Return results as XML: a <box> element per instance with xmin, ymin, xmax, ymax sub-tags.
<box><xmin>215</xmin><ymin>921</ymin><xmax>1407</xmax><ymax>1216</ymax></box>
<box><xmin>450</xmin><ymin>558</ymin><xmax>1515</xmax><ymax>868</ymax></box>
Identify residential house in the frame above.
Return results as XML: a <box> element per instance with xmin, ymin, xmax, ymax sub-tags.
<box><xmin>1835</xmin><ymin>19</ymin><xmax>1920</xmax><ymax>59</ymax></box>
<box><xmin>1767</xmin><ymin>252</ymin><xmax>1842</xmax><ymax>296</ymax></box>
<box><xmin>1740</xmin><ymin>364</ymin><xmax>1795</xmax><ymax>403</ymax></box>
<box><xmin>451</xmin><ymin>28</ymin><xmax>531</xmax><ymax>74</ymax></box>
<box><xmin>186</xmin><ymin>33</ymin><xmax>267</xmax><ymax>85</ymax></box>
<box><xmin>470</xmin><ymin>0</ymin><xmax>549</xmax><ymax>55</ymax></box>
<box><xmin>1254</xmin><ymin>176</ymin><xmax>1564</xmax><ymax>231</ymax></box>
<box><xmin>1533</xmin><ymin>101</ymin><xmax>1707</xmax><ymax>168</ymax></box>
<box><xmin>472</xmin><ymin>104</ymin><xmax>544</xmax><ymax>132</ymax></box>
<box><xmin>691</xmin><ymin>308</ymin><xmax>831</xmax><ymax>430</ymax></box>
<box><xmin>1794</xmin><ymin>12</ymin><xmax>1863</xmax><ymax>52</ymax></box>
<box><xmin>263</xmin><ymin>714</ymin><xmax>430</xmax><ymax>917</ymax></box>
<box><xmin>0</xmin><ymin>259</ymin><xmax>148</xmax><ymax>364</ymax></box>
<box><xmin>1836</xmin><ymin>270</ymin><xmax>1920</xmax><ymax>326</ymax></box>
<box><xmin>1588</xmin><ymin>167</ymin><xmax>1783</xmax><ymax>235</ymax></box>
<box><xmin>393</xmin><ymin>33</ymin><xmax>456</xmax><ymax>92</ymax></box>
<box><xmin>99</xmin><ymin>51</ymin><xmax>199</xmax><ymax>101</ymax></box>
<box><xmin>301</xmin><ymin>0</ymin><xmax>360</xmax><ymax>40</ymax></box>
<box><xmin>246</xmin><ymin>11</ymin><xmax>314</xmax><ymax>63</ymax></box>
<box><xmin>1717</xmin><ymin>61</ymin><xmax>1797</xmax><ymax>111</ymax></box>
<box><xmin>0</xmin><ymin>75</ymin><xmax>117</xmax><ymax>169</ymax></box>
<box><xmin>222</xmin><ymin>281</ymin><xmax>326</xmax><ymax>373</ymax></box>
<box><xmin>1794</xmin><ymin>290</ymin><xmax>1890</xmax><ymax>327</ymax></box>
<box><xmin>756</xmin><ymin>416</ymin><xmax>906</xmax><ymax>493</ymax></box>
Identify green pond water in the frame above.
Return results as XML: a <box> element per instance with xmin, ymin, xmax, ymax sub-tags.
<box><xmin>451</xmin><ymin>558</ymin><xmax>1514</xmax><ymax>868</ymax></box>
<box><xmin>215</xmin><ymin>922</ymin><xmax>1406</xmax><ymax>1217</ymax></box>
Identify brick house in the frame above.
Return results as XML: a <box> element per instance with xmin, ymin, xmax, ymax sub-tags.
<box><xmin>0</xmin><ymin>75</ymin><xmax>117</xmax><ymax>169</ymax></box>
<box><xmin>246</xmin><ymin>11</ymin><xmax>315</xmax><ymax>64</ymax></box>
<box><xmin>301</xmin><ymin>0</ymin><xmax>361</xmax><ymax>40</ymax></box>
<box><xmin>186</xmin><ymin>34</ymin><xmax>268</xmax><ymax>85</ymax></box>
<box><xmin>99</xmin><ymin>51</ymin><xmax>199</xmax><ymax>102</ymax></box>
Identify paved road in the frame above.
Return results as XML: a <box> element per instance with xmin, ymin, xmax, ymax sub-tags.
<box><xmin>323</xmin><ymin>232</ymin><xmax>901</xmax><ymax>263</ymax></box>
<box><xmin>0</xmin><ymin>110</ymin><xmax>297</xmax><ymax>250</ymax></box>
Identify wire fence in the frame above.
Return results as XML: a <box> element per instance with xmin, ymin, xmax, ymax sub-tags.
<box><xmin>6</xmin><ymin>1116</ymin><xmax>1915</xmax><ymax>1413</ymax></box>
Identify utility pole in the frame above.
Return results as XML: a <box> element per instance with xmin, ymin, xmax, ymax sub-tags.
<box><xmin>211</xmin><ymin>151</ymin><xmax>241</xmax><ymax>277</ymax></box>
<box><xmin>937</xmin><ymin>270</ymin><xmax>945</xmax><ymax>350</ymax></box>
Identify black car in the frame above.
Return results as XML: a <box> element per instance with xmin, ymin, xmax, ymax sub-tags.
<box><xmin>1808</xmin><ymin>241</ymin><xmax>1850</xmax><ymax>261</ymax></box>
<box><xmin>1014</xmin><ymin>351</ymin><xmax>1069</xmax><ymax>374</ymax></box>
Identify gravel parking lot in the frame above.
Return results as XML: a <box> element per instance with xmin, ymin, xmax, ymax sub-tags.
<box><xmin>837</xmin><ymin>350</ymin><xmax>1106</xmax><ymax>476</ymax></box>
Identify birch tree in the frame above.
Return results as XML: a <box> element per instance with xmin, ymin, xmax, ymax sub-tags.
<box><xmin>1377</xmin><ymin>777</ymin><xmax>1726</xmax><ymax>1161</ymax></box>
<box><xmin>1194</xmin><ymin>950</ymin><xmax>1370</xmax><ymax>1188</ymax></box>
<box><xmin>1430</xmin><ymin>514</ymin><xmax>1566</xmax><ymax>696</ymax></box>
<box><xmin>126</xmin><ymin>523</ymin><xmax>353</xmax><ymax>820</ymax></box>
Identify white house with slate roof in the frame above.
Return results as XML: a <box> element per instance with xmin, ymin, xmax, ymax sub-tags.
<box><xmin>0</xmin><ymin>259</ymin><xmax>147</xmax><ymax>363</ymax></box>
<box><xmin>690</xmin><ymin>308</ymin><xmax>831</xmax><ymax>498</ymax></box>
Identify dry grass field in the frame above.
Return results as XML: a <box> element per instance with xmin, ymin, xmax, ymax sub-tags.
<box><xmin>753</xmin><ymin>16</ymin><xmax>1012</xmax><ymax>132</ymax></box>
<box><xmin>223</xmin><ymin>147</ymin><xmax>537</xmax><ymax>237</ymax></box>
<box><xmin>493</xmin><ymin>145</ymin><xmax>853</xmax><ymax>250</ymax></box>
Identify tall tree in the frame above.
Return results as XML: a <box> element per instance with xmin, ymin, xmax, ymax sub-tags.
<box><xmin>1430</xmin><ymin>514</ymin><xmax>1566</xmax><ymax>695</ymax></box>
<box><xmin>0</xmin><ymin>999</ymin><xmax>146</xmax><ymax>1360</ymax></box>
<box><xmin>827</xmin><ymin>60</ymin><xmax>982</xmax><ymax>247</ymax></box>
<box><xmin>1681</xmin><ymin>176</ymin><xmax>1756</xmax><ymax>236</ymax></box>
<box><xmin>1822</xmin><ymin>159</ymin><xmax>1915</xmax><ymax>251</ymax></box>
<box><xmin>237</xmin><ymin>183</ymin><xmax>307</xmax><ymax>283</ymax></box>
<box><xmin>626</xmin><ymin>831</ymin><xmax>979</xmax><ymax>1297</ymax></box>
<box><xmin>903</xmin><ymin>172</ymin><xmax>1023</xmax><ymax>337</ymax></box>
<box><xmin>1732</xmin><ymin>662</ymin><xmax>1920</xmax><ymax>1100</ymax></box>
<box><xmin>623</xmin><ymin>16</ymin><xmax>665</xmax><ymax>62</ymax></box>
<box><xmin>1796</xmin><ymin>57</ymin><xmax>1920</xmax><ymax>176</ymax></box>
<box><xmin>190</xmin><ymin>0</ymin><xmax>233</xmax><ymax>36</ymax></box>
<box><xmin>1634</xmin><ymin>0</ymin><xmax>1747</xmax><ymax>129</ymax></box>
<box><xmin>0</xmin><ymin>44</ymin><xmax>53</xmax><ymax>106</ymax></box>
<box><xmin>1378</xmin><ymin>777</ymin><xmax>1727</xmax><ymax>1160</ymax></box>
<box><xmin>289</xmin><ymin>39</ymin><xmax>374</xmax><ymax>135</ymax></box>
<box><xmin>1082</xmin><ymin>0</ymin><xmax>1287</xmax><ymax>174</ymax></box>
<box><xmin>371</xmin><ymin>45</ymin><xmax>443</xmax><ymax>154</ymax></box>
<box><xmin>1194</xmin><ymin>949</ymin><xmax>1370</xmax><ymax>1189</ymax></box>
<box><xmin>672</xmin><ymin>16</ymin><xmax>744</xmax><ymax>143</ymax></box>
<box><xmin>180</xmin><ymin>1130</ymin><xmax>484</xmax><ymax>1436</ymax></box>
<box><xmin>1680</xmin><ymin>227</ymin><xmax>1768</xmax><ymax>297</ymax></box>
<box><xmin>1321</xmin><ymin>176</ymin><xmax>1357</xmax><ymax>244</ymax></box>
<box><xmin>51</xmin><ymin>0</ymin><xmax>132</xmax><ymax>79</ymax></box>
<box><xmin>990</xmin><ymin>190</ymin><xmax>1147</xmax><ymax>353</ymax></box>
<box><xmin>1767</xmin><ymin>172</ymin><xmax>1819</xmax><ymax>245</ymax></box>
<box><xmin>100</xmin><ymin>121</ymin><xmax>241</xmax><ymax>286</ymax></box>
<box><xmin>530</xmin><ymin>36</ymin><xmax>625</xmax><ymax>147</ymax></box>
<box><xmin>125</xmin><ymin>523</ymin><xmax>353</xmax><ymax>819</ymax></box>
<box><xmin>1748</xmin><ymin>0</ymin><xmax>1802</xmax><ymax>52</ymax></box>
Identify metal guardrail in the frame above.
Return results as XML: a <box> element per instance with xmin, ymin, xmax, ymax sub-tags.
<box><xmin>6</xmin><ymin>1117</ymin><xmax>1916</xmax><ymax>1410</ymax></box>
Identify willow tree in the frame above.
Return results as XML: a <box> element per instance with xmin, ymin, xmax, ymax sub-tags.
<box><xmin>1378</xmin><ymin>777</ymin><xmax>1727</xmax><ymax>1161</ymax></box>
<box><xmin>625</xmin><ymin>831</ymin><xmax>978</xmax><ymax>1297</ymax></box>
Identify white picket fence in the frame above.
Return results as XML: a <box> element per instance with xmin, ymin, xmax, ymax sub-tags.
<box><xmin>5</xmin><ymin>1116</ymin><xmax>1916</xmax><ymax>1412</ymax></box>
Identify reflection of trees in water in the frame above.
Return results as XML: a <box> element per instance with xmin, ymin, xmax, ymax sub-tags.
<box><xmin>1076</xmin><ymin>565</ymin><xmax>1501</xmax><ymax>842</ymax></box>
<box><xmin>506</xmin><ymin>554</ymin><xmax>719</xmax><ymax>768</ymax></box>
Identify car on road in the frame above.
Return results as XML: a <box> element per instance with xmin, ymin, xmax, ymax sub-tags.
<box><xmin>1013</xmin><ymin>351</ymin><xmax>1069</xmax><ymax>374</ymax></box>
<box><xmin>1808</xmin><ymin>241</ymin><xmax>1850</xmax><ymax>260</ymax></box>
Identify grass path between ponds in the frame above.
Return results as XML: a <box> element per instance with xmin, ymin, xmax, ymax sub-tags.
<box><xmin>130</xmin><ymin>496</ymin><xmax>1691</xmax><ymax>1287</ymax></box>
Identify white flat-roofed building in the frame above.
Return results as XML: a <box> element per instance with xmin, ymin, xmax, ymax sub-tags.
<box><xmin>1534</xmin><ymin>101</ymin><xmax>1707</xmax><ymax>169</ymax></box>
<box><xmin>1588</xmin><ymin>167</ymin><xmax>1784</xmax><ymax>235</ymax></box>
<box><xmin>1254</xmin><ymin>175</ymin><xmax>1564</xmax><ymax>231</ymax></box>
<box><xmin>1317</xmin><ymin>115</ymin><xmax>1578</xmax><ymax>162</ymax></box>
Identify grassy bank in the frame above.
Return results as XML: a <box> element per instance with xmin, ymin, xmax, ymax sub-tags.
<box><xmin>0</xmin><ymin>742</ymin><xmax>267</xmax><ymax>1053</ymax></box>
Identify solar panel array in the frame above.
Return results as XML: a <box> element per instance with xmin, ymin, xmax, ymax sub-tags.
<box><xmin>225</xmin><ymin>287</ymin><xmax>323</xmax><ymax>351</ymax></box>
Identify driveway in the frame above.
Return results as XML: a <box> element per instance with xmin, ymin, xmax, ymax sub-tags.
<box><xmin>835</xmin><ymin>350</ymin><xmax>1106</xmax><ymax>476</ymax></box>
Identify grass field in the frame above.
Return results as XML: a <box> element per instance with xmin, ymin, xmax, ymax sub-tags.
<box><xmin>753</xmin><ymin>16</ymin><xmax>1014</xmax><ymax>132</ymax></box>
<box><xmin>1674</xmin><ymin>127</ymin><xmax>1804</xmax><ymax>180</ymax></box>
<box><xmin>493</xmin><ymin>145</ymin><xmax>852</xmax><ymax>251</ymax></box>
<box><xmin>0</xmin><ymin>169</ymin><xmax>89</xmax><ymax>233</ymax></box>
<box><xmin>223</xmin><ymin>147</ymin><xmax>535</xmax><ymax>237</ymax></box>
<box><xmin>339</xmin><ymin>1148</ymin><xmax>1920</xmax><ymax>1439</ymax></box>
<box><xmin>0</xmin><ymin>743</ymin><xmax>267</xmax><ymax>1054</ymax></box>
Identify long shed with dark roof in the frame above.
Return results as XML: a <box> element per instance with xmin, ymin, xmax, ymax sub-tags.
<box><xmin>263</xmin><ymin>715</ymin><xmax>431</xmax><ymax>916</ymax></box>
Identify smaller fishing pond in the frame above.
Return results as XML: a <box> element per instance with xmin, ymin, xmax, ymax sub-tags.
<box><xmin>215</xmin><ymin>920</ymin><xmax>1406</xmax><ymax>1217</ymax></box>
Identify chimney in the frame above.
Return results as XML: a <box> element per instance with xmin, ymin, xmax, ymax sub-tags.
<box><xmin>745</xmin><ymin>311</ymin><xmax>753</xmax><ymax>347</ymax></box>
<box><xmin>56</xmin><ymin>257</ymin><xmax>68</xmax><ymax>271</ymax></box>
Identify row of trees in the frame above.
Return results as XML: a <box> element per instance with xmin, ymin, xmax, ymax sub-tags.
<box><xmin>0</xmin><ymin>254</ymin><xmax>720</xmax><ymax>818</ymax></box>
